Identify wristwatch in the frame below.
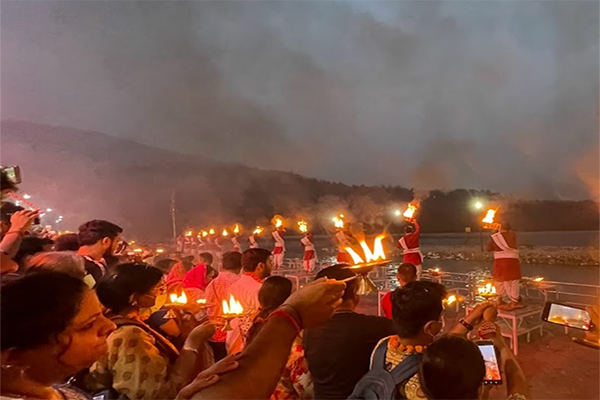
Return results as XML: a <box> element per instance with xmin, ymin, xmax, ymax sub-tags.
<box><xmin>459</xmin><ymin>318</ymin><xmax>474</xmax><ymax>331</ymax></box>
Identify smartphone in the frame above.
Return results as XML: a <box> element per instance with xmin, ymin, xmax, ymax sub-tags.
<box><xmin>476</xmin><ymin>340</ymin><xmax>502</xmax><ymax>385</ymax></box>
<box><xmin>542</xmin><ymin>301</ymin><xmax>592</xmax><ymax>331</ymax></box>
<box><xmin>2</xmin><ymin>166</ymin><xmax>22</xmax><ymax>184</ymax></box>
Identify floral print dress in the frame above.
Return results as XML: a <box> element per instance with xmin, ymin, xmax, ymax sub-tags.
<box><xmin>271</xmin><ymin>334</ymin><xmax>314</xmax><ymax>400</ymax></box>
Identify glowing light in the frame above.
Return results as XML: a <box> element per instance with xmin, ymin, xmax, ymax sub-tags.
<box><xmin>197</xmin><ymin>298</ymin><xmax>207</xmax><ymax>305</ymax></box>
<box><xmin>394</xmin><ymin>210</ymin><xmax>401</xmax><ymax>216</ymax></box>
<box><xmin>297</xmin><ymin>220</ymin><xmax>308</xmax><ymax>233</ymax></box>
<box><xmin>222</xmin><ymin>229</ymin><xmax>229</xmax><ymax>237</ymax></box>
<box><xmin>272</xmin><ymin>215</ymin><xmax>284</xmax><ymax>229</ymax></box>
<box><xmin>474</xmin><ymin>201</ymin><xmax>484</xmax><ymax>210</ymax></box>
<box><xmin>403</xmin><ymin>203</ymin><xmax>417</xmax><ymax>219</ymax></box>
<box><xmin>445</xmin><ymin>295</ymin><xmax>457</xmax><ymax>305</ymax></box>
<box><xmin>345</xmin><ymin>235</ymin><xmax>386</xmax><ymax>264</ymax></box>
<box><xmin>253</xmin><ymin>226</ymin><xmax>263</xmax><ymax>235</ymax></box>
<box><xmin>233</xmin><ymin>224</ymin><xmax>240</xmax><ymax>234</ymax></box>
<box><xmin>170</xmin><ymin>292</ymin><xmax>187</xmax><ymax>304</ymax></box>
<box><xmin>46</xmin><ymin>208</ymin><xmax>53</xmax><ymax>212</ymax></box>
<box><xmin>482</xmin><ymin>209</ymin><xmax>496</xmax><ymax>224</ymax></box>
<box><xmin>133</xmin><ymin>248</ymin><xmax>143</xmax><ymax>253</ymax></box>
<box><xmin>129</xmin><ymin>240</ymin><xmax>136</xmax><ymax>244</ymax></box>
<box><xmin>477</xmin><ymin>283</ymin><xmax>497</xmax><ymax>297</ymax></box>
<box><xmin>222</xmin><ymin>295</ymin><xmax>244</xmax><ymax>315</ymax></box>
<box><xmin>333</xmin><ymin>215</ymin><xmax>345</xmax><ymax>229</ymax></box>
<box><xmin>534</xmin><ymin>277</ymin><xmax>544</xmax><ymax>282</ymax></box>
<box><xmin>185</xmin><ymin>231</ymin><xmax>193</xmax><ymax>237</ymax></box>
<box><xmin>201</xmin><ymin>230</ymin><xmax>208</xmax><ymax>237</ymax></box>
<box><xmin>156</xmin><ymin>248</ymin><xmax>164</xmax><ymax>254</ymax></box>
<box><xmin>209</xmin><ymin>229</ymin><xmax>215</xmax><ymax>235</ymax></box>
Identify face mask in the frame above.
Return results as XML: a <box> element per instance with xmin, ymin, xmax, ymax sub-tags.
<box><xmin>138</xmin><ymin>293</ymin><xmax>167</xmax><ymax>319</ymax></box>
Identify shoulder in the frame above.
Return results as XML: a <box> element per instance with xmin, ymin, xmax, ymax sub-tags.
<box><xmin>360</xmin><ymin>313</ymin><xmax>395</xmax><ymax>327</ymax></box>
<box><xmin>109</xmin><ymin>325</ymin><xmax>155</xmax><ymax>348</ymax></box>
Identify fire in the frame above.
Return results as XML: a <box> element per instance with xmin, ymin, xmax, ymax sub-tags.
<box><xmin>185</xmin><ymin>231</ymin><xmax>193</xmax><ymax>237</ymax></box>
<box><xmin>201</xmin><ymin>230</ymin><xmax>208</xmax><ymax>237</ymax></box>
<box><xmin>477</xmin><ymin>283</ymin><xmax>497</xmax><ymax>297</ymax></box>
<box><xmin>333</xmin><ymin>214</ymin><xmax>345</xmax><ymax>229</ymax></box>
<box><xmin>298</xmin><ymin>220</ymin><xmax>308</xmax><ymax>233</ymax></box>
<box><xmin>403</xmin><ymin>203</ymin><xmax>418</xmax><ymax>220</ymax></box>
<box><xmin>445</xmin><ymin>295</ymin><xmax>457</xmax><ymax>305</ymax></box>
<box><xmin>233</xmin><ymin>224</ymin><xmax>240</xmax><ymax>234</ymax></box>
<box><xmin>482</xmin><ymin>209</ymin><xmax>496</xmax><ymax>224</ymax></box>
<box><xmin>133</xmin><ymin>248</ymin><xmax>142</xmax><ymax>253</ymax></box>
<box><xmin>197</xmin><ymin>231</ymin><xmax>203</xmax><ymax>238</ymax></box>
<box><xmin>272</xmin><ymin>215</ymin><xmax>284</xmax><ymax>229</ymax></box>
<box><xmin>156</xmin><ymin>248</ymin><xmax>164</xmax><ymax>254</ymax></box>
<box><xmin>222</xmin><ymin>295</ymin><xmax>244</xmax><ymax>315</ymax></box>
<box><xmin>253</xmin><ymin>226</ymin><xmax>263</xmax><ymax>235</ymax></box>
<box><xmin>222</xmin><ymin>229</ymin><xmax>229</xmax><ymax>237</ymax></box>
<box><xmin>345</xmin><ymin>235</ymin><xmax>386</xmax><ymax>264</ymax></box>
<box><xmin>209</xmin><ymin>228</ymin><xmax>215</xmax><ymax>235</ymax></box>
<box><xmin>170</xmin><ymin>291</ymin><xmax>187</xmax><ymax>304</ymax></box>
<box><xmin>196</xmin><ymin>298</ymin><xmax>207</xmax><ymax>305</ymax></box>
<box><xmin>534</xmin><ymin>277</ymin><xmax>544</xmax><ymax>282</ymax></box>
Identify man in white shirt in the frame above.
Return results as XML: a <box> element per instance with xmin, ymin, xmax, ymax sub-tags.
<box><xmin>226</xmin><ymin>248</ymin><xmax>274</xmax><ymax>354</ymax></box>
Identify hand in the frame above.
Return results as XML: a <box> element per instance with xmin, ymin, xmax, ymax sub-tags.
<box><xmin>175</xmin><ymin>353</ymin><xmax>242</xmax><ymax>399</ymax></box>
<box><xmin>585</xmin><ymin>306</ymin><xmax>599</xmax><ymax>342</ymax></box>
<box><xmin>9</xmin><ymin>209</ymin><xmax>40</xmax><ymax>233</ymax></box>
<box><xmin>491</xmin><ymin>325</ymin><xmax>508</xmax><ymax>350</ymax></box>
<box><xmin>283</xmin><ymin>277</ymin><xmax>346</xmax><ymax>329</ymax></box>
<box><xmin>465</xmin><ymin>301</ymin><xmax>494</xmax><ymax>326</ymax></box>
<box><xmin>185</xmin><ymin>321</ymin><xmax>216</xmax><ymax>349</ymax></box>
<box><xmin>483</xmin><ymin>306</ymin><xmax>498</xmax><ymax>322</ymax></box>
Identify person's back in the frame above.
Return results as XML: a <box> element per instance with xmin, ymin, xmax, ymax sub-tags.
<box><xmin>303</xmin><ymin>265</ymin><xmax>395</xmax><ymax>399</ymax></box>
<box><xmin>226</xmin><ymin>248</ymin><xmax>273</xmax><ymax>354</ymax></box>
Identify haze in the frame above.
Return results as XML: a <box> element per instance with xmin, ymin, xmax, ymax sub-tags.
<box><xmin>2</xmin><ymin>1</ymin><xmax>598</xmax><ymax>200</ymax></box>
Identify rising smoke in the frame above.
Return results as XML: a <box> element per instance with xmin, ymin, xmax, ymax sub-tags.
<box><xmin>1</xmin><ymin>1</ymin><xmax>598</xmax><ymax>200</ymax></box>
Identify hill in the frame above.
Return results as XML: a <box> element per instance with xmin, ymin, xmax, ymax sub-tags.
<box><xmin>1</xmin><ymin>121</ymin><xmax>597</xmax><ymax>240</ymax></box>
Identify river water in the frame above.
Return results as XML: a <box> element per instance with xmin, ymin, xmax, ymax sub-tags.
<box><xmin>276</xmin><ymin>230</ymin><xmax>599</xmax><ymax>285</ymax></box>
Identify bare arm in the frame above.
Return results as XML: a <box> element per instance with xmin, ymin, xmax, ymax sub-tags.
<box><xmin>0</xmin><ymin>233</ymin><xmax>22</xmax><ymax>260</ymax></box>
<box><xmin>413</xmin><ymin>219</ymin><xmax>421</xmax><ymax>234</ymax></box>
<box><xmin>193</xmin><ymin>314</ymin><xmax>297</xmax><ymax>400</ymax></box>
<box><xmin>0</xmin><ymin>210</ymin><xmax>39</xmax><ymax>259</ymax></box>
<box><xmin>191</xmin><ymin>278</ymin><xmax>346</xmax><ymax>400</ymax></box>
<box><xmin>494</xmin><ymin>333</ymin><xmax>530</xmax><ymax>398</ymax></box>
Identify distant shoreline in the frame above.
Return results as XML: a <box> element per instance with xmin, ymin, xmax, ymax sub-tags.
<box><xmin>423</xmin><ymin>245</ymin><xmax>599</xmax><ymax>267</ymax></box>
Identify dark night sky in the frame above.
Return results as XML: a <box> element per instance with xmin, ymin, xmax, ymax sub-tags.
<box><xmin>2</xmin><ymin>1</ymin><xmax>598</xmax><ymax>200</ymax></box>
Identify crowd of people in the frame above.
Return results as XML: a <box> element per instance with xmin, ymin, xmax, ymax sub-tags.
<box><xmin>0</xmin><ymin>168</ymin><xmax>582</xmax><ymax>400</ymax></box>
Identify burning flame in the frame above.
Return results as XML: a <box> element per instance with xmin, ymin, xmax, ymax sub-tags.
<box><xmin>534</xmin><ymin>277</ymin><xmax>544</xmax><ymax>282</ymax></box>
<box><xmin>403</xmin><ymin>203</ymin><xmax>418</xmax><ymax>220</ymax></box>
<box><xmin>156</xmin><ymin>248</ymin><xmax>164</xmax><ymax>254</ymax></box>
<box><xmin>170</xmin><ymin>292</ymin><xmax>187</xmax><ymax>304</ymax></box>
<box><xmin>197</xmin><ymin>231</ymin><xmax>203</xmax><ymax>238</ymax></box>
<box><xmin>333</xmin><ymin>214</ymin><xmax>345</xmax><ymax>229</ymax></box>
<box><xmin>209</xmin><ymin>228</ymin><xmax>215</xmax><ymax>235</ymax></box>
<box><xmin>253</xmin><ymin>226</ymin><xmax>264</xmax><ymax>235</ymax></box>
<box><xmin>482</xmin><ymin>209</ymin><xmax>496</xmax><ymax>224</ymax></box>
<box><xmin>477</xmin><ymin>283</ymin><xmax>497</xmax><ymax>296</ymax></box>
<box><xmin>345</xmin><ymin>235</ymin><xmax>386</xmax><ymax>264</ymax></box>
<box><xmin>222</xmin><ymin>295</ymin><xmax>244</xmax><ymax>315</ymax></box>
<box><xmin>222</xmin><ymin>229</ymin><xmax>229</xmax><ymax>237</ymax></box>
<box><xmin>196</xmin><ymin>298</ymin><xmax>207</xmax><ymax>305</ymax></box>
<box><xmin>233</xmin><ymin>224</ymin><xmax>240</xmax><ymax>234</ymax></box>
<box><xmin>185</xmin><ymin>231</ymin><xmax>193</xmax><ymax>237</ymax></box>
<box><xmin>298</xmin><ymin>220</ymin><xmax>308</xmax><ymax>233</ymax></box>
<box><xmin>445</xmin><ymin>295</ymin><xmax>457</xmax><ymax>305</ymax></box>
<box><xmin>272</xmin><ymin>215</ymin><xmax>284</xmax><ymax>229</ymax></box>
<box><xmin>201</xmin><ymin>230</ymin><xmax>208</xmax><ymax>237</ymax></box>
<box><xmin>133</xmin><ymin>248</ymin><xmax>142</xmax><ymax>253</ymax></box>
